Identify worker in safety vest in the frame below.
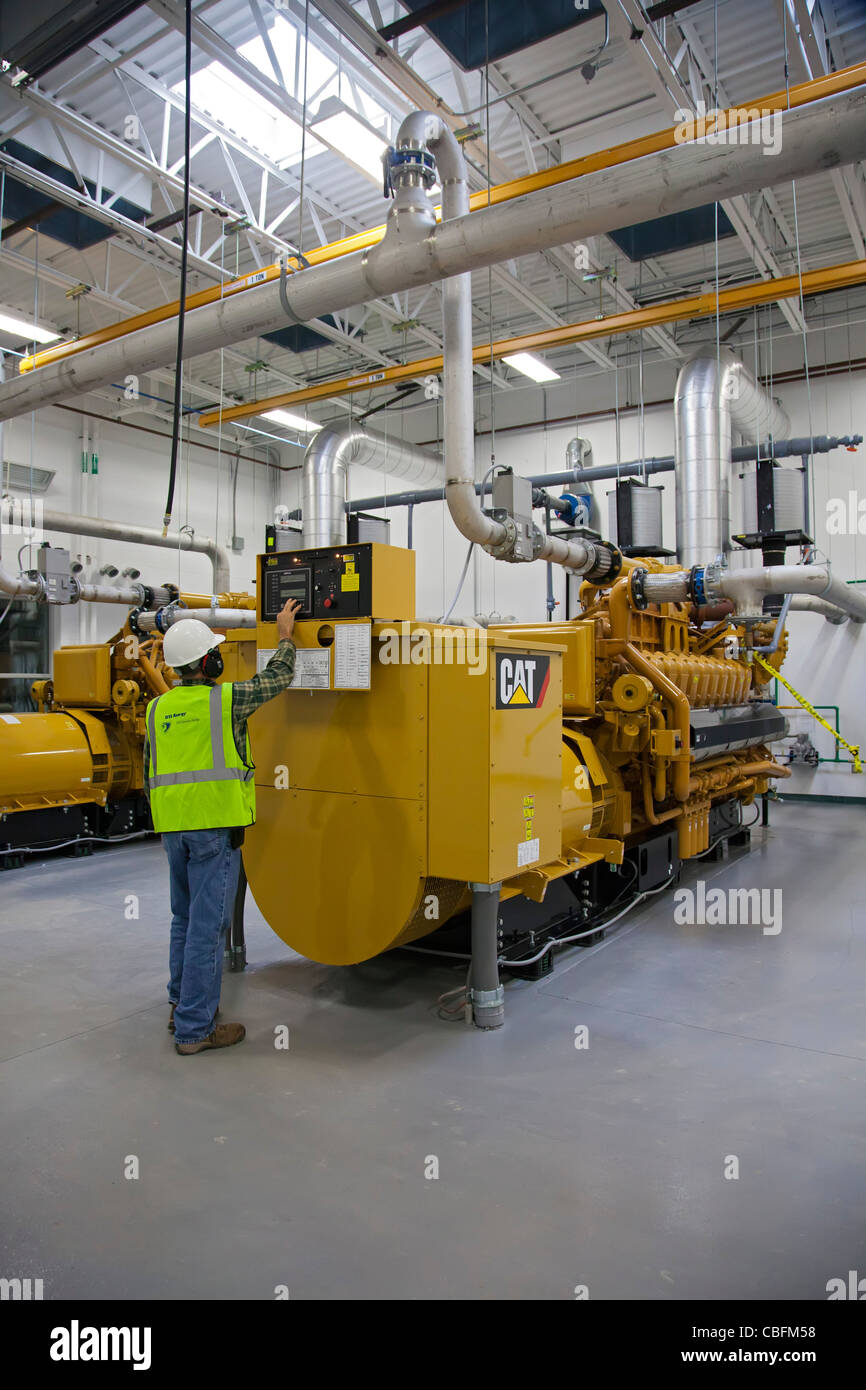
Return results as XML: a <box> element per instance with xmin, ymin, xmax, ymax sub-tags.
<box><xmin>143</xmin><ymin>599</ymin><xmax>299</xmax><ymax>1054</ymax></box>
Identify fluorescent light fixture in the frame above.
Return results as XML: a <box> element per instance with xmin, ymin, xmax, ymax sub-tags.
<box><xmin>311</xmin><ymin>97</ymin><xmax>388</xmax><ymax>184</ymax></box>
<box><xmin>0</xmin><ymin>311</ymin><xmax>61</xmax><ymax>344</ymax></box>
<box><xmin>501</xmin><ymin>352</ymin><xmax>560</xmax><ymax>383</ymax></box>
<box><xmin>262</xmin><ymin>409</ymin><xmax>322</xmax><ymax>433</ymax></box>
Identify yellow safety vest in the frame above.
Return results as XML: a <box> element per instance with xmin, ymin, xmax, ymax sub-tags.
<box><xmin>146</xmin><ymin>683</ymin><xmax>256</xmax><ymax>832</ymax></box>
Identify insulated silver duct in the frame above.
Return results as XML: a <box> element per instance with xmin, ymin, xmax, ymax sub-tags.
<box><xmin>0</xmin><ymin>87</ymin><xmax>863</xmax><ymax>423</ymax></box>
<box><xmin>642</xmin><ymin>563</ymin><xmax>866</xmax><ymax>623</ymax></box>
<box><xmin>136</xmin><ymin>607</ymin><xmax>256</xmax><ymax>631</ymax></box>
<box><xmin>36</xmin><ymin>508</ymin><xmax>232</xmax><ymax>593</ymax></box>
<box><xmin>395</xmin><ymin>115</ymin><xmax>618</xmax><ymax>578</ymax></box>
<box><xmin>566</xmin><ymin>438</ymin><xmax>594</xmax><ymax>474</ymax></box>
<box><xmin>0</xmin><ymin>557</ymin><xmax>172</xmax><ymax>607</ymax></box>
<box><xmin>302</xmin><ymin>423</ymin><xmax>443</xmax><ymax>547</ymax></box>
<box><xmin>789</xmin><ymin>595</ymin><xmax>852</xmax><ymax>625</ymax></box>
<box><xmin>674</xmin><ymin>347</ymin><xmax>789</xmax><ymax>567</ymax></box>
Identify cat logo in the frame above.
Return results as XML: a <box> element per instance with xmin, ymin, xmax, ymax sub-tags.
<box><xmin>495</xmin><ymin>654</ymin><xmax>551</xmax><ymax>709</ymax></box>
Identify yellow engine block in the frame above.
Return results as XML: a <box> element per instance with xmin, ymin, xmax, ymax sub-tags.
<box><xmin>242</xmin><ymin>547</ymin><xmax>789</xmax><ymax>965</ymax></box>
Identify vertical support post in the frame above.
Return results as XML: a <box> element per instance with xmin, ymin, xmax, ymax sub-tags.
<box><xmin>230</xmin><ymin>859</ymin><xmax>247</xmax><ymax>971</ymax></box>
<box><xmin>801</xmin><ymin>455</ymin><xmax>811</xmax><ymax>539</ymax></box>
<box><xmin>407</xmin><ymin>501</ymin><xmax>414</xmax><ymax>550</ymax></box>
<box><xmin>761</xmin><ymin>792</ymin><xmax>770</xmax><ymax>827</ymax></box>
<box><xmin>470</xmin><ymin>882</ymin><xmax>504</xmax><ymax>1029</ymax></box>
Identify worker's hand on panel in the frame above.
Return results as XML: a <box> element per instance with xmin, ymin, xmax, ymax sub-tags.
<box><xmin>277</xmin><ymin>598</ymin><xmax>302</xmax><ymax>640</ymax></box>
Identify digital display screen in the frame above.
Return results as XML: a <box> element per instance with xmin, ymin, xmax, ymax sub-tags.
<box><xmin>263</xmin><ymin>564</ymin><xmax>311</xmax><ymax>620</ymax></box>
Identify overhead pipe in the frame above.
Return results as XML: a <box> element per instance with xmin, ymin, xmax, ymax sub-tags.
<box><xmin>390</xmin><ymin>112</ymin><xmax>618</xmax><ymax>578</ymax></box>
<box><xmin>34</xmin><ymin>507</ymin><xmax>233</xmax><ymax>593</ymax></box>
<box><xmin>330</xmin><ymin>435</ymin><xmax>860</xmax><ymax>517</ymax></box>
<box><xmin>301</xmin><ymin>422</ymin><xmax>443</xmax><ymax>547</ymax></box>
<box><xmin>20</xmin><ymin>63</ymin><xmax>866</xmax><ymax>378</ymax></box>
<box><xmin>675</xmin><ymin>348</ymin><xmax>789</xmax><ymax>568</ymax></box>
<box><xmin>1</xmin><ymin>85</ymin><xmax>864</xmax><ymax>423</ymax></box>
<box><xmin>197</xmin><ymin>257</ymin><xmax>866</xmax><ymax>426</ymax></box>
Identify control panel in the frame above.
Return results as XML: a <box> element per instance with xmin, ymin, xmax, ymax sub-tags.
<box><xmin>258</xmin><ymin>542</ymin><xmax>415</xmax><ymax>624</ymax></box>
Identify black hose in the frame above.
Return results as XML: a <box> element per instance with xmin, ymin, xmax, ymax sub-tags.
<box><xmin>162</xmin><ymin>0</ymin><xmax>192</xmax><ymax>536</ymax></box>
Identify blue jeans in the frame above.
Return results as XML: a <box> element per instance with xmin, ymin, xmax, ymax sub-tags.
<box><xmin>163</xmin><ymin>829</ymin><xmax>242</xmax><ymax>1045</ymax></box>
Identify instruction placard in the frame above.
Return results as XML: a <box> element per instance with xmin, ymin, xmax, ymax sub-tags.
<box><xmin>333</xmin><ymin>621</ymin><xmax>371</xmax><ymax>690</ymax></box>
<box><xmin>290</xmin><ymin>648</ymin><xmax>331</xmax><ymax>690</ymax></box>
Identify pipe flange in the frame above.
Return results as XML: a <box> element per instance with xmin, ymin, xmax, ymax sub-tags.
<box><xmin>385</xmin><ymin>145</ymin><xmax>438</xmax><ymax>196</ymax></box>
<box><xmin>483</xmin><ymin>516</ymin><xmax>519</xmax><ymax>561</ymax></box>
<box><xmin>630</xmin><ymin>566</ymin><xmax>649</xmax><ymax>610</ymax></box>
<box><xmin>155</xmin><ymin>599</ymin><xmax>187</xmax><ymax>634</ymax></box>
<box><xmin>583</xmin><ymin>541</ymin><xmax>622</xmax><ymax>585</ymax></box>
<box><xmin>697</xmin><ymin>561</ymin><xmax>724</xmax><ymax>605</ymax></box>
<box><xmin>128</xmin><ymin>607</ymin><xmax>146</xmax><ymax>637</ymax></box>
<box><xmin>23</xmin><ymin>569</ymin><xmax>47</xmax><ymax>602</ymax></box>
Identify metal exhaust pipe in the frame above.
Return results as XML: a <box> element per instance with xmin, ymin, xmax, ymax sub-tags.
<box><xmin>0</xmin><ymin>87</ymin><xmax>863</xmax><ymax>423</ymax></box>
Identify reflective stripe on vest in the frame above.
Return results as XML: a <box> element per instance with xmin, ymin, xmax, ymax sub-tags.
<box><xmin>146</xmin><ymin>683</ymin><xmax>256</xmax><ymax>832</ymax></box>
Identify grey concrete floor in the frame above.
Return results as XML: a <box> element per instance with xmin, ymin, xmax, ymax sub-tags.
<box><xmin>1</xmin><ymin>800</ymin><xmax>864</xmax><ymax>1301</ymax></box>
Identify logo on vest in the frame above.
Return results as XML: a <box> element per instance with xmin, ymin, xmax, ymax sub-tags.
<box><xmin>160</xmin><ymin>709</ymin><xmax>196</xmax><ymax>734</ymax></box>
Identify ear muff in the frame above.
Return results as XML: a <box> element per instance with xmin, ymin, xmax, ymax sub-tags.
<box><xmin>201</xmin><ymin>648</ymin><xmax>224</xmax><ymax>680</ymax></box>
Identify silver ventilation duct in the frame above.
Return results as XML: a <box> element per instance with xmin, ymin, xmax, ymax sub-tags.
<box><xmin>0</xmin><ymin>86</ymin><xmax>862</xmax><ymax>424</ymax></box>
<box><xmin>36</xmin><ymin>509</ymin><xmax>232</xmax><ymax>593</ymax></box>
<box><xmin>302</xmin><ymin>424</ymin><xmax>444</xmax><ymax>547</ymax></box>
<box><xmin>674</xmin><ymin>348</ymin><xmax>789</xmax><ymax>567</ymax></box>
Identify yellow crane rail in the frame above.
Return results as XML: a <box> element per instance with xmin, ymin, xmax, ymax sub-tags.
<box><xmin>197</xmin><ymin>258</ymin><xmax>866</xmax><ymax>426</ymax></box>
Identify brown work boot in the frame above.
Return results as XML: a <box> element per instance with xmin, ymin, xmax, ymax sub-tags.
<box><xmin>175</xmin><ymin>1023</ymin><xmax>245</xmax><ymax>1055</ymax></box>
<box><xmin>169</xmin><ymin>1003</ymin><xmax>219</xmax><ymax>1034</ymax></box>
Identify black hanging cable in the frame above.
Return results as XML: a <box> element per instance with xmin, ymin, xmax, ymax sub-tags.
<box><xmin>162</xmin><ymin>0</ymin><xmax>193</xmax><ymax>536</ymax></box>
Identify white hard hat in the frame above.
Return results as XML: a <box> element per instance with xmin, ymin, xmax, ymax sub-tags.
<box><xmin>162</xmin><ymin>618</ymin><xmax>225</xmax><ymax>669</ymax></box>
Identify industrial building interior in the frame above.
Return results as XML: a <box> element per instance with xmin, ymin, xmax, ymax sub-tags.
<box><xmin>1</xmin><ymin>0</ymin><xmax>865</xmax><ymax>1310</ymax></box>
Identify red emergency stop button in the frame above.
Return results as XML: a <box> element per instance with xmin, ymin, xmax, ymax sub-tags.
<box><xmin>324</xmin><ymin>597</ymin><xmax>336</xmax><ymax>609</ymax></box>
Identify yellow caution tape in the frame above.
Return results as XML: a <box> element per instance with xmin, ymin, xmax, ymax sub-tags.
<box><xmin>755</xmin><ymin>654</ymin><xmax>862</xmax><ymax>773</ymax></box>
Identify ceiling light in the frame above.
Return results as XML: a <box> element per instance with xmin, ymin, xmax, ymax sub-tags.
<box><xmin>501</xmin><ymin>352</ymin><xmax>561</xmax><ymax>383</ymax></box>
<box><xmin>311</xmin><ymin>97</ymin><xmax>388</xmax><ymax>184</ymax></box>
<box><xmin>261</xmin><ymin>410</ymin><xmax>322</xmax><ymax>433</ymax></box>
<box><xmin>0</xmin><ymin>311</ymin><xmax>61</xmax><ymax>344</ymax></box>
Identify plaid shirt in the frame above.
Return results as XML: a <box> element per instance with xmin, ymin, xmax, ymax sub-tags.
<box><xmin>143</xmin><ymin>639</ymin><xmax>296</xmax><ymax>793</ymax></box>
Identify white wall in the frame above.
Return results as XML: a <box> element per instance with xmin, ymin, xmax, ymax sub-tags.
<box><xmin>3</xmin><ymin>354</ymin><xmax>864</xmax><ymax>799</ymax></box>
<box><xmin>1</xmin><ymin>403</ymin><xmax>301</xmax><ymax>647</ymax></box>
